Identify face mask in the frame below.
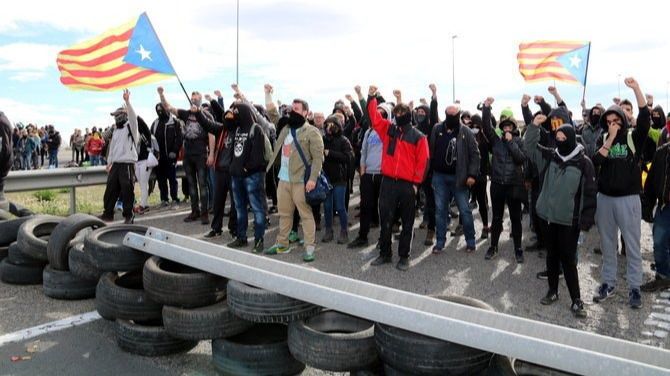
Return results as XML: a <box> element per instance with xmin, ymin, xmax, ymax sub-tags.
<box><xmin>156</xmin><ymin>105</ymin><xmax>169</xmax><ymax>121</ymax></box>
<box><xmin>114</xmin><ymin>113</ymin><xmax>127</xmax><ymax>127</ymax></box>
<box><xmin>652</xmin><ymin>116</ymin><xmax>663</xmax><ymax>129</ymax></box>
<box><xmin>192</xmin><ymin>98</ymin><xmax>202</xmax><ymax>107</ymax></box>
<box><xmin>589</xmin><ymin>114</ymin><xmax>600</xmax><ymax>126</ymax></box>
<box><xmin>416</xmin><ymin>114</ymin><xmax>427</xmax><ymax>124</ymax></box>
<box><xmin>289</xmin><ymin>111</ymin><xmax>306</xmax><ymax>128</ymax></box>
<box><xmin>445</xmin><ymin>114</ymin><xmax>459</xmax><ymax>130</ymax></box>
<box><xmin>380</xmin><ymin>111</ymin><xmax>388</xmax><ymax>120</ymax></box>
<box><xmin>395</xmin><ymin>112</ymin><xmax>412</xmax><ymax>127</ymax></box>
<box><xmin>472</xmin><ymin>128</ymin><xmax>480</xmax><ymax>135</ymax></box>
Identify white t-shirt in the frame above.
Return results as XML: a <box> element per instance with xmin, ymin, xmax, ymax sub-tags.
<box><xmin>278</xmin><ymin>131</ymin><xmax>293</xmax><ymax>182</ymax></box>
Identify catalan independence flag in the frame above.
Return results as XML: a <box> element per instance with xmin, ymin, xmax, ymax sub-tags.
<box><xmin>517</xmin><ymin>41</ymin><xmax>591</xmax><ymax>85</ymax></box>
<box><xmin>57</xmin><ymin>12</ymin><xmax>176</xmax><ymax>91</ymax></box>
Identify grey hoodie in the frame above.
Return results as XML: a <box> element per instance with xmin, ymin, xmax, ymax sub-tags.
<box><xmin>360</xmin><ymin>128</ymin><xmax>383</xmax><ymax>174</ymax></box>
<box><xmin>105</xmin><ymin>103</ymin><xmax>139</xmax><ymax>164</ymax></box>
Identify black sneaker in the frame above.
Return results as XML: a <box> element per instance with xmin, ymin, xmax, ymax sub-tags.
<box><xmin>484</xmin><ymin>247</ymin><xmax>498</xmax><ymax>260</ymax></box>
<box><xmin>480</xmin><ymin>227</ymin><xmax>490</xmax><ymax>240</ymax></box>
<box><xmin>536</xmin><ymin>270</ymin><xmax>564</xmax><ymax>280</ymax></box>
<box><xmin>253</xmin><ymin>239</ymin><xmax>264</xmax><ymax>253</ymax></box>
<box><xmin>370</xmin><ymin>255</ymin><xmax>392</xmax><ymax>266</ymax></box>
<box><xmin>571</xmin><ymin>299</ymin><xmax>587</xmax><ymax>318</ymax></box>
<box><xmin>593</xmin><ymin>283</ymin><xmax>615</xmax><ymax>303</ymax></box>
<box><xmin>227</xmin><ymin>238</ymin><xmax>248</xmax><ymax>248</ymax></box>
<box><xmin>396</xmin><ymin>257</ymin><xmax>409</xmax><ymax>271</ymax></box>
<box><xmin>347</xmin><ymin>237</ymin><xmax>368</xmax><ymax>249</ymax></box>
<box><xmin>640</xmin><ymin>276</ymin><xmax>670</xmax><ymax>293</ymax></box>
<box><xmin>515</xmin><ymin>249</ymin><xmax>524</xmax><ymax>264</ymax></box>
<box><xmin>204</xmin><ymin>230</ymin><xmax>222</xmax><ymax>238</ymax></box>
<box><xmin>540</xmin><ymin>291</ymin><xmax>559</xmax><ymax>305</ymax></box>
<box><xmin>629</xmin><ymin>288</ymin><xmax>642</xmax><ymax>309</ymax></box>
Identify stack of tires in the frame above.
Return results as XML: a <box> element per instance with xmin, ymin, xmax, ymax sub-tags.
<box><xmin>43</xmin><ymin>213</ymin><xmax>107</xmax><ymax>300</ymax></box>
<box><xmin>0</xmin><ymin>215</ymin><xmax>59</xmax><ymax>285</ymax></box>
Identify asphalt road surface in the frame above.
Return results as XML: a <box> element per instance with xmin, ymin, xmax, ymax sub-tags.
<box><xmin>1</xmin><ymin>184</ymin><xmax>668</xmax><ymax>375</ymax></box>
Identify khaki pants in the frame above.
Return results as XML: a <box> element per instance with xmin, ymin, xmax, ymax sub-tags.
<box><xmin>277</xmin><ymin>181</ymin><xmax>315</xmax><ymax>247</ymax></box>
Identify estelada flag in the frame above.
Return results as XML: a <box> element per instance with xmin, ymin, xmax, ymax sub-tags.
<box><xmin>517</xmin><ymin>41</ymin><xmax>591</xmax><ymax>85</ymax></box>
<box><xmin>57</xmin><ymin>12</ymin><xmax>176</xmax><ymax>91</ymax></box>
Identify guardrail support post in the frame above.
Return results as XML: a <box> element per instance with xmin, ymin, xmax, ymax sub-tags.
<box><xmin>69</xmin><ymin>187</ymin><xmax>76</xmax><ymax>214</ymax></box>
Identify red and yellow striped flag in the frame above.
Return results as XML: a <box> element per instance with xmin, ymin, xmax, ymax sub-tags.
<box><xmin>517</xmin><ymin>40</ymin><xmax>591</xmax><ymax>85</ymax></box>
<box><xmin>57</xmin><ymin>13</ymin><xmax>176</xmax><ymax>91</ymax></box>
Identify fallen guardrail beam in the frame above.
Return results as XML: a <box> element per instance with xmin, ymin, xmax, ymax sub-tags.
<box><xmin>124</xmin><ymin>228</ymin><xmax>670</xmax><ymax>376</ymax></box>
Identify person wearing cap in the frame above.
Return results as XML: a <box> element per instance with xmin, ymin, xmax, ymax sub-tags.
<box><xmin>99</xmin><ymin>89</ymin><xmax>139</xmax><ymax>224</ymax></box>
<box><xmin>481</xmin><ymin>97</ymin><xmax>527</xmax><ymax>263</ymax></box>
<box><xmin>592</xmin><ymin>77</ymin><xmax>650</xmax><ymax>309</ymax></box>
<box><xmin>366</xmin><ymin>85</ymin><xmax>429</xmax><ymax>271</ymax></box>
<box><xmin>428</xmin><ymin>85</ymin><xmax>480</xmax><ymax>254</ymax></box>
<box><xmin>321</xmin><ymin>114</ymin><xmax>354</xmax><ymax>244</ymax></box>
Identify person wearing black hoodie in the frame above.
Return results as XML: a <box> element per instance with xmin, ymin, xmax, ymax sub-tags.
<box><xmin>151</xmin><ymin>103</ymin><xmax>183</xmax><ymax>206</ymax></box>
<box><xmin>592</xmin><ymin>77</ymin><xmax>650</xmax><ymax>309</ymax></box>
<box><xmin>481</xmin><ymin>97</ymin><xmax>527</xmax><ymax>263</ymax></box>
<box><xmin>321</xmin><ymin>115</ymin><xmax>354</xmax><ymax>244</ymax></box>
<box><xmin>469</xmin><ymin>113</ymin><xmax>491</xmax><ymax>238</ymax></box>
<box><xmin>0</xmin><ymin>111</ymin><xmax>12</xmax><ymax>210</ymax></box>
<box><xmin>417</xmin><ymin>84</ymin><xmax>441</xmax><ymax>245</ymax></box>
<box><xmin>196</xmin><ymin>102</ymin><xmax>268</xmax><ymax>253</ymax></box>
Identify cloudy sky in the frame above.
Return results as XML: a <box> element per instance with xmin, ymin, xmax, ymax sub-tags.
<box><xmin>1</xmin><ymin>0</ymin><xmax>669</xmax><ymax>138</ymax></box>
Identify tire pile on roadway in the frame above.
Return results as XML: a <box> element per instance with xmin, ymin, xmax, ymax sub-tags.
<box><xmin>0</xmin><ymin>211</ymin><xmax>547</xmax><ymax>375</ymax></box>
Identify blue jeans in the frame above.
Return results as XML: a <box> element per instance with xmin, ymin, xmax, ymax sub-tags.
<box><xmin>324</xmin><ymin>185</ymin><xmax>348</xmax><ymax>232</ymax></box>
<box><xmin>653</xmin><ymin>205</ymin><xmax>670</xmax><ymax>279</ymax></box>
<box><xmin>90</xmin><ymin>155</ymin><xmax>101</xmax><ymax>166</ymax></box>
<box><xmin>231</xmin><ymin>172</ymin><xmax>266</xmax><ymax>242</ymax></box>
<box><xmin>432</xmin><ymin>172</ymin><xmax>476</xmax><ymax>248</ymax></box>
<box><xmin>49</xmin><ymin>149</ymin><xmax>58</xmax><ymax>168</ymax></box>
<box><xmin>21</xmin><ymin>155</ymin><xmax>31</xmax><ymax>170</ymax></box>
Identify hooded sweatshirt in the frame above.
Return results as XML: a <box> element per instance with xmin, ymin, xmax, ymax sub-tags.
<box><xmin>649</xmin><ymin>105</ymin><xmax>666</xmax><ymax>145</ymax></box>
<box><xmin>152</xmin><ymin>104</ymin><xmax>183</xmax><ymax>160</ymax></box>
<box><xmin>228</xmin><ymin>102</ymin><xmax>268</xmax><ymax>177</ymax></box>
<box><xmin>105</xmin><ymin>103</ymin><xmax>139</xmax><ymax>164</ymax></box>
<box><xmin>0</xmin><ymin>112</ymin><xmax>12</xmax><ymax>175</ymax></box>
<box><xmin>592</xmin><ymin>105</ymin><xmax>650</xmax><ymax>196</ymax></box>
<box><xmin>322</xmin><ymin>115</ymin><xmax>354</xmax><ymax>185</ymax></box>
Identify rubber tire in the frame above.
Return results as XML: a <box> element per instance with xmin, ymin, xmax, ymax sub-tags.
<box><xmin>95</xmin><ymin>271</ymin><xmax>162</xmax><ymax>321</ymax></box>
<box><xmin>287</xmin><ymin>310</ymin><xmax>378</xmax><ymax>372</ymax></box>
<box><xmin>514</xmin><ymin>359</ymin><xmax>576</xmax><ymax>376</ymax></box>
<box><xmin>7</xmin><ymin>241</ymin><xmax>47</xmax><ymax>266</ymax></box>
<box><xmin>68</xmin><ymin>243</ymin><xmax>104</xmax><ymax>282</ymax></box>
<box><xmin>212</xmin><ymin>324</ymin><xmax>306</xmax><ymax>376</ymax></box>
<box><xmin>43</xmin><ymin>264</ymin><xmax>97</xmax><ymax>300</ymax></box>
<box><xmin>85</xmin><ymin>225</ymin><xmax>150</xmax><ymax>272</ymax></box>
<box><xmin>115</xmin><ymin>319</ymin><xmax>198</xmax><ymax>357</ymax></box>
<box><xmin>0</xmin><ymin>245</ymin><xmax>8</xmax><ymax>261</ymax></box>
<box><xmin>163</xmin><ymin>301</ymin><xmax>253</xmax><ymax>341</ymax></box>
<box><xmin>0</xmin><ymin>217</ymin><xmax>33</xmax><ymax>246</ymax></box>
<box><xmin>17</xmin><ymin>215</ymin><xmax>62</xmax><ymax>261</ymax></box>
<box><xmin>227</xmin><ymin>280</ymin><xmax>321</xmax><ymax>323</ymax></box>
<box><xmin>143</xmin><ymin>256</ymin><xmax>227</xmax><ymax>308</ymax></box>
<box><xmin>0</xmin><ymin>258</ymin><xmax>44</xmax><ymax>285</ymax></box>
<box><xmin>374</xmin><ymin>295</ymin><xmax>495</xmax><ymax>376</ymax></box>
<box><xmin>47</xmin><ymin>213</ymin><xmax>105</xmax><ymax>271</ymax></box>
<box><xmin>9</xmin><ymin>202</ymin><xmax>34</xmax><ymax>217</ymax></box>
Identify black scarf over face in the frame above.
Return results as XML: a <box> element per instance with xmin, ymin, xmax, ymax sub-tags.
<box><xmin>155</xmin><ymin>103</ymin><xmax>169</xmax><ymax>122</ymax></box>
<box><xmin>556</xmin><ymin>124</ymin><xmax>577</xmax><ymax>156</ymax></box>
<box><xmin>288</xmin><ymin>111</ymin><xmax>305</xmax><ymax>129</ymax></box>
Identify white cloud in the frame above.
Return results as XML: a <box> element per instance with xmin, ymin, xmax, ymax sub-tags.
<box><xmin>0</xmin><ymin>42</ymin><xmax>63</xmax><ymax>82</ymax></box>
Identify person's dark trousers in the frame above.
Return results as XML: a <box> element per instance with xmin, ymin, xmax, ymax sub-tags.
<box><xmin>530</xmin><ymin>178</ymin><xmax>544</xmax><ymax>246</ymax></box>
<box><xmin>379</xmin><ymin>177</ymin><xmax>416</xmax><ymax>259</ymax></box>
<box><xmin>207</xmin><ymin>166</ymin><xmax>215</xmax><ymax>211</ymax></box>
<box><xmin>183</xmin><ymin>154</ymin><xmax>209</xmax><ymax>215</ymax></box>
<box><xmin>544</xmin><ymin>221</ymin><xmax>581</xmax><ymax>302</ymax></box>
<box><xmin>231</xmin><ymin>172</ymin><xmax>266</xmax><ymax>242</ymax></box>
<box><xmin>103</xmin><ymin>163</ymin><xmax>135</xmax><ymax>219</ymax></box>
<box><xmin>211</xmin><ymin>169</ymin><xmax>237</xmax><ymax>234</ymax></box>
<box><xmin>489</xmin><ymin>182</ymin><xmax>523</xmax><ymax>249</ymax></box>
<box><xmin>266</xmin><ymin>164</ymin><xmax>278</xmax><ymax>207</ymax></box>
<box><xmin>421</xmin><ymin>178</ymin><xmax>435</xmax><ymax>231</ymax></box>
<box><xmin>311</xmin><ymin>203</ymin><xmax>321</xmax><ymax>227</ymax></box>
<box><xmin>156</xmin><ymin>159</ymin><xmax>179</xmax><ymax>202</ymax></box>
<box><xmin>653</xmin><ymin>205</ymin><xmax>670</xmax><ymax>279</ymax></box>
<box><xmin>292</xmin><ymin>208</ymin><xmax>301</xmax><ymax>233</ymax></box>
<box><xmin>40</xmin><ymin>148</ymin><xmax>46</xmax><ymax>166</ymax></box>
<box><xmin>358</xmin><ymin>173</ymin><xmax>382</xmax><ymax>240</ymax></box>
<box><xmin>473</xmin><ymin>176</ymin><xmax>489</xmax><ymax>227</ymax></box>
<box><xmin>49</xmin><ymin>149</ymin><xmax>58</xmax><ymax>167</ymax></box>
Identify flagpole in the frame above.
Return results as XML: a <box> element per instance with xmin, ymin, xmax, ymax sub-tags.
<box><xmin>581</xmin><ymin>42</ymin><xmax>592</xmax><ymax>104</ymax></box>
<box><xmin>143</xmin><ymin>12</ymin><xmax>192</xmax><ymax>105</ymax></box>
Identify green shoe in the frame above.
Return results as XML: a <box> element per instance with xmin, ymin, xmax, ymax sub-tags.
<box><xmin>288</xmin><ymin>231</ymin><xmax>301</xmax><ymax>244</ymax></box>
<box><xmin>264</xmin><ymin>244</ymin><xmax>291</xmax><ymax>255</ymax></box>
<box><xmin>303</xmin><ymin>246</ymin><xmax>315</xmax><ymax>262</ymax></box>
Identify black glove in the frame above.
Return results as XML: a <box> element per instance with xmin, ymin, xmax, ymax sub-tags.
<box><xmin>642</xmin><ymin>207</ymin><xmax>654</xmax><ymax>223</ymax></box>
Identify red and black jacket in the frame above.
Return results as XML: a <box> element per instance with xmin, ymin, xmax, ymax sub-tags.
<box><xmin>367</xmin><ymin>96</ymin><xmax>429</xmax><ymax>185</ymax></box>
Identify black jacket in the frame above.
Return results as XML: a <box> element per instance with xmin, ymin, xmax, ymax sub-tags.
<box><xmin>482</xmin><ymin>105</ymin><xmax>526</xmax><ymax>186</ymax></box>
<box><xmin>322</xmin><ymin>129</ymin><xmax>354</xmax><ymax>186</ymax></box>
<box><xmin>194</xmin><ymin>110</ymin><xmax>233</xmax><ymax>172</ymax></box>
<box><xmin>152</xmin><ymin>116</ymin><xmax>182</xmax><ymax>161</ymax></box>
<box><xmin>47</xmin><ymin>131</ymin><xmax>61</xmax><ymax>150</ymax></box>
<box><xmin>137</xmin><ymin>117</ymin><xmax>152</xmax><ymax>161</ymax></box>
<box><xmin>0</xmin><ymin>112</ymin><xmax>12</xmax><ymax>178</ymax></box>
<box><xmin>429</xmin><ymin>122</ymin><xmax>480</xmax><ymax>187</ymax></box>
<box><xmin>642</xmin><ymin>143</ymin><xmax>670</xmax><ymax>221</ymax></box>
<box><xmin>592</xmin><ymin>105</ymin><xmax>650</xmax><ymax>196</ymax></box>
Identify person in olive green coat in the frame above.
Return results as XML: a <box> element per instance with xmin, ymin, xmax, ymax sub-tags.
<box><xmin>527</xmin><ymin>116</ymin><xmax>597</xmax><ymax>319</ymax></box>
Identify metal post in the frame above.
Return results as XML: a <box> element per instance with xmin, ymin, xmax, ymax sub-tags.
<box><xmin>236</xmin><ymin>0</ymin><xmax>239</xmax><ymax>85</ymax></box>
<box><xmin>451</xmin><ymin>35</ymin><xmax>457</xmax><ymax>103</ymax></box>
<box><xmin>69</xmin><ymin>187</ymin><xmax>76</xmax><ymax>214</ymax></box>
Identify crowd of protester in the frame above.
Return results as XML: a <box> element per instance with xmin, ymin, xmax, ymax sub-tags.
<box><xmin>3</xmin><ymin>76</ymin><xmax>669</xmax><ymax>320</ymax></box>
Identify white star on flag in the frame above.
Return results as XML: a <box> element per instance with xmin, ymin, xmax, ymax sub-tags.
<box><xmin>569</xmin><ymin>54</ymin><xmax>581</xmax><ymax>68</ymax></box>
<box><xmin>136</xmin><ymin>44</ymin><xmax>152</xmax><ymax>61</ymax></box>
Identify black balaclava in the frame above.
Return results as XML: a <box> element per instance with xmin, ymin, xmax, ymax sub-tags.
<box><xmin>232</xmin><ymin>102</ymin><xmax>256</xmax><ymax>129</ymax></box>
<box><xmin>114</xmin><ymin>112</ymin><xmax>127</xmax><ymax>128</ymax></box>
<box><xmin>395</xmin><ymin>112</ymin><xmax>412</xmax><ymax>127</ymax></box>
<box><xmin>445</xmin><ymin>112</ymin><xmax>460</xmax><ymax>131</ymax></box>
<box><xmin>155</xmin><ymin>103</ymin><xmax>169</xmax><ymax>122</ymax></box>
<box><xmin>288</xmin><ymin>111</ymin><xmax>306</xmax><ymax>129</ymax></box>
<box><xmin>589</xmin><ymin>111</ymin><xmax>601</xmax><ymax>127</ymax></box>
<box><xmin>555</xmin><ymin>124</ymin><xmax>577</xmax><ymax>156</ymax></box>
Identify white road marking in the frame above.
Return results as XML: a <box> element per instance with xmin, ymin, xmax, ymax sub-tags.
<box><xmin>0</xmin><ymin>311</ymin><xmax>101</xmax><ymax>347</ymax></box>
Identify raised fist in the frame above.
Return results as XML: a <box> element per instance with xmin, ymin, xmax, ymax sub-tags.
<box><xmin>533</xmin><ymin>114</ymin><xmax>547</xmax><ymax>126</ymax></box>
<box><xmin>484</xmin><ymin>97</ymin><xmax>495</xmax><ymax>107</ymax></box>
<box><xmin>157</xmin><ymin>86</ymin><xmax>164</xmax><ymax>95</ymax></box>
<box><xmin>354</xmin><ymin>85</ymin><xmax>361</xmax><ymax>94</ymax></box>
<box><xmin>368</xmin><ymin>85</ymin><xmax>378</xmax><ymax>96</ymax></box>
<box><xmin>521</xmin><ymin>94</ymin><xmax>531</xmax><ymax>106</ymax></box>
<box><xmin>624</xmin><ymin>77</ymin><xmax>639</xmax><ymax>90</ymax></box>
<box><xmin>548</xmin><ymin>86</ymin><xmax>557</xmax><ymax>95</ymax></box>
<box><xmin>345</xmin><ymin>94</ymin><xmax>354</xmax><ymax>102</ymax></box>
<box><xmin>214</xmin><ymin>90</ymin><xmax>222</xmax><ymax>97</ymax></box>
<box><xmin>264</xmin><ymin>84</ymin><xmax>273</xmax><ymax>94</ymax></box>
<box><xmin>231</xmin><ymin>83</ymin><xmax>240</xmax><ymax>92</ymax></box>
<box><xmin>393</xmin><ymin>89</ymin><xmax>402</xmax><ymax>98</ymax></box>
<box><xmin>533</xmin><ymin>95</ymin><xmax>544</xmax><ymax>104</ymax></box>
<box><xmin>429</xmin><ymin>83</ymin><xmax>437</xmax><ymax>94</ymax></box>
